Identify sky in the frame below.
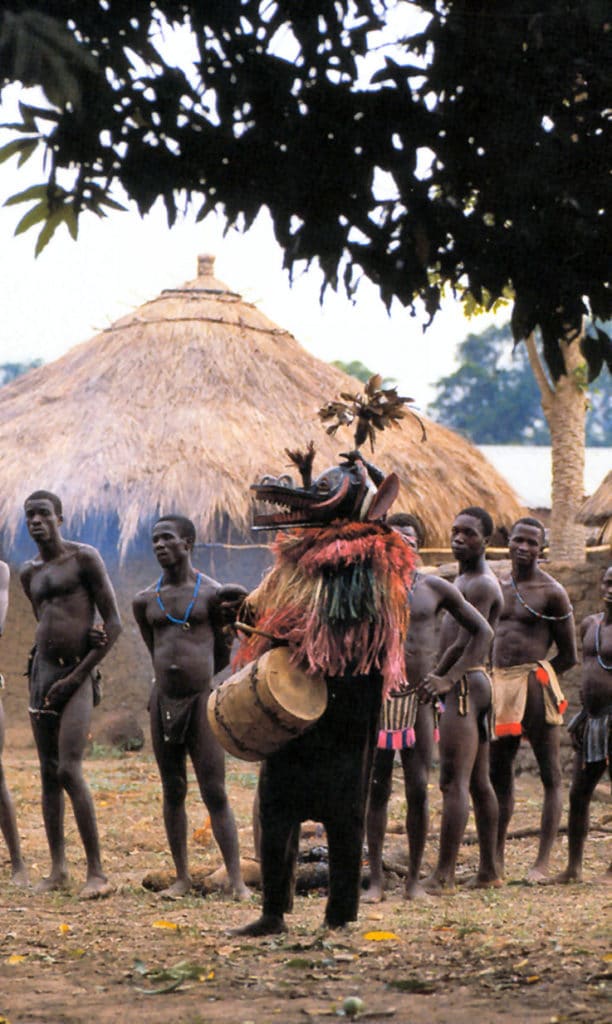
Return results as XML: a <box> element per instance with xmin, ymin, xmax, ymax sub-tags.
<box><xmin>0</xmin><ymin>10</ymin><xmax>512</xmax><ymax>416</ymax></box>
<box><xmin>0</xmin><ymin>12</ymin><xmax>608</xmax><ymax>519</ymax></box>
<box><xmin>0</xmin><ymin>149</ymin><xmax>507</xmax><ymax>412</ymax></box>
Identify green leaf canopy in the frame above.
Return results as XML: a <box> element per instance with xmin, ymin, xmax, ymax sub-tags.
<box><xmin>1</xmin><ymin>2</ymin><xmax>610</xmax><ymax>373</ymax></box>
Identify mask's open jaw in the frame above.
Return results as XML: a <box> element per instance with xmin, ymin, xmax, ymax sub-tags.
<box><xmin>250</xmin><ymin>473</ymin><xmax>353</xmax><ymax>531</ymax></box>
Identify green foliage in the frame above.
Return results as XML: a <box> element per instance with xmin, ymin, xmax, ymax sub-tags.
<box><xmin>428</xmin><ymin>325</ymin><xmax>612</xmax><ymax>446</ymax></box>
<box><xmin>86</xmin><ymin>741</ymin><xmax>126</xmax><ymax>761</ymax></box>
<box><xmin>0</xmin><ymin>3</ymin><xmax>610</xmax><ymax>372</ymax></box>
<box><xmin>331</xmin><ymin>360</ymin><xmax>376</xmax><ymax>385</ymax></box>
<box><xmin>331</xmin><ymin>359</ymin><xmax>397</xmax><ymax>389</ymax></box>
<box><xmin>0</xmin><ymin>358</ymin><xmax>43</xmax><ymax>385</ymax></box>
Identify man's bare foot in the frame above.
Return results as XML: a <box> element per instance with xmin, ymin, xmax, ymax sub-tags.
<box><xmin>35</xmin><ymin>871</ymin><xmax>70</xmax><ymax>894</ymax></box>
<box><xmin>231</xmin><ymin>881</ymin><xmax>252</xmax><ymax>901</ymax></box>
<box><xmin>463</xmin><ymin>873</ymin><xmax>503</xmax><ymax>890</ymax></box>
<box><xmin>547</xmin><ymin>868</ymin><xmax>581</xmax><ymax>885</ymax></box>
<box><xmin>10</xmin><ymin>865</ymin><xmax>29</xmax><ymax>887</ymax></box>
<box><xmin>231</xmin><ymin>914</ymin><xmax>287</xmax><ymax>937</ymax></box>
<box><xmin>405</xmin><ymin>879</ymin><xmax>429</xmax><ymax>900</ymax></box>
<box><xmin>79</xmin><ymin>874</ymin><xmax>114</xmax><ymax>900</ymax></box>
<box><xmin>324</xmin><ymin>918</ymin><xmax>355</xmax><ymax>931</ymax></box>
<box><xmin>159</xmin><ymin>877</ymin><xmax>192</xmax><ymax>899</ymax></box>
<box><xmin>526</xmin><ymin>865</ymin><xmax>549</xmax><ymax>884</ymax></box>
<box><xmin>362</xmin><ymin>881</ymin><xmax>384</xmax><ymax>903</ymax></box>
<box><xmin>423</xmin><ymin>874</ymin><xmax>455</xmax><ymax>895</ymax></box>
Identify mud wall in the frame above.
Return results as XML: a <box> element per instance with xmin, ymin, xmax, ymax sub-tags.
<box><xmin>1</xmin><ymin>544</ymin><xmax>273</xmax><ymax>744</ymax></box>
<box><xmin>435</xmin><ymin>548</ymin><xmax>611</xmax><ymax>768</ymax></box>
<box><xmin>2</xmin><ymin>548</ymin><xmax>609</xmax><ymax>759</ymax></box>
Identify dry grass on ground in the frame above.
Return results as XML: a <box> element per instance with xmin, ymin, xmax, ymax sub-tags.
<box><xmin>0</xmin><ymin>736</ymin><xmax>610</xmax><ymax>1024</ymax></box>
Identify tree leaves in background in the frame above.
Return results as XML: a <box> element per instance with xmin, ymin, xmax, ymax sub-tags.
<box><xmin>428</xmin><ymin>324</ymin><xmax>612</xmax><ymax>446</ymax></box>
<box><xmin>0</xmin><ymin>2</ymin><xmax>609</xmax><ymax>378</ymax></box>
<box><xmin>0</xmin><ymin>359</ymin><xmax>43</xmax><ymax>385</ymax></box>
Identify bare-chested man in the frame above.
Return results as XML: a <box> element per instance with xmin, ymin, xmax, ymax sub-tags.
<box><xmin>133</xmin><ymin>514</ymin><xmax>249</xmax><ymax>899</ymax></box>
<box><xmin>365</xmin><ymin>513</ymin><xmax>493</xmax><ymax>901</ymax></box>
<box><xmin>0</xmin><ymin>559</ymin><xmax>28</xmax><ymax>885</ymax></box>
<box><xmin>21</xmin><ymin>491</ymin><xmax>121</xmax><ymax>897</ymax></box>
<box><xmin>491</xmin><ymin>516</ymin><xmax>577</xmax><ymax>882</ymax></box>
<box><xmin>421</xmin><ymin>507</ymin><xmax>502</xmax><ymax>893</ymax></box>
<box><xmin>554</xmin><ymin>565</ymin><xmax>612</xmax><ymax>884</ymax></box>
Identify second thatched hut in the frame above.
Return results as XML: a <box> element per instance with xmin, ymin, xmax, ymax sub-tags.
<box><xmin>578</xmin><ymin>470</ymin><xmax>612</xmax><ymax>546</ymax></box>
<box><xmin>0</xmin><ymin>255</ymin><xmax>524</xmax><ymax>718</ymax></box>
<box><xmin>0</xmin><ymin>254</ymin><xmax>523</xmax><ymax>564</ymax></box>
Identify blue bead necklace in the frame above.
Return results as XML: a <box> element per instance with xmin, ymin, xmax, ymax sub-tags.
<box><xmin>156</xmin><ymin>572</ymin><xmax>202</xmax><ymax>630</ymax></box>
<box><xmin>595</xmin><ymin>614</ymin><xmax>612</xmax><ymax>671</ymax></box>
<box><xmin>510</xmin><ymin>575</ymin><xmax>573</xmax><ymax>622</ymax></box>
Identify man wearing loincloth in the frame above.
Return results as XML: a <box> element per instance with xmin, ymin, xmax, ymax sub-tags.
<box><xmin>554</xmin><ymin>564</ymin><xmax>612</xmax><ymax>884</ymax></box>
<box><xmin>491</xmin><ymin>517</ymin><xmax>577</xmax><ymax>882</ymax></box>
<box><xmin>0</xmin><ymin>558</ymin><xmax>28</xmax><ymax>885</ymax></box>
<box><xmin>366</xmin><ymin>513</ymin><xmax>493</xmax><ymax>901</ymax></box>
<box><xmin>20</xmin><ymin>491</ymin><xmax>121</xmax><ymax>897</ymax></box>
<box><xmin>421</xmin><ymin>507</ymin><xmax>502</xmax><ymax>894</ymax></box>
<box><xmin>133</xmin><ymin>515</ymin><xmax>249</xmax><ymax>899</ymax></box>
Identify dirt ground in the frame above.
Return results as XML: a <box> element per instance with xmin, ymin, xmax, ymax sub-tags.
<box><xmin>0</xmin><ymin>729</ymin><xmax>610</xmax><ymax>1024</ymax></box>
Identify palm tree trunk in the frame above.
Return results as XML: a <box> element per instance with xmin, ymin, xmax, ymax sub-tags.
<box><xmin>525</xmin><ymin>332</ymin><xmax>586</xmax><ymax>561</ymax></box>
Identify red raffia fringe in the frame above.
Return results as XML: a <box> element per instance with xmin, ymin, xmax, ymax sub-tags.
<box><xmin>235</xmin><ymin>521</ymin><xmax>415</xmax><ymax>697</ymax></box>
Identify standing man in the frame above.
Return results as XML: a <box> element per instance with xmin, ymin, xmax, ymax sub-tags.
<box><xmin>554</xmin><ymin>565</ymin><xmax>612</xmax><ymax>884</ymax></box>
<box><xmin>421</xmin><ymin>507</ymin><xmax>502</xmax><ymax>893</ymax></box>
<box><xmin>133</xmin><ymin>514</ymin><xmax>249</xmax><ymax>899</ymax></box>
<box><xmin>0</xmin><ymin>559</ymin><xmax>28</xmax><ymax>885</ymax></box>
<box><xmin>366</xmin><ymin>513</ymin><xmax>493</xmax><ymax>901</ymax></box>
<box><xmin>21</xmin><ymin>490</ymin><xmax>121</xmax><ymax>897</ymax></box>
<box><xmin>491</xmin><ymin>517</ymin><xmax>577</xmax><ymax>882</ymax></box>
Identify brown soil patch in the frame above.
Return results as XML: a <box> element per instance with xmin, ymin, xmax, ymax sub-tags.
<box><xmin>0</xmin><ymin>737</ymin><xmax>610</xmax><ymax>1024</ymax></box>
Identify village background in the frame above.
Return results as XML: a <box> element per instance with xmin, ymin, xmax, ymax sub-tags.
<box><xmin>0</xmin><ymin>102</ymin><xmax>609</xmax><ymax>745</ymax></box>
<box><xmin>0</xmin><ymin>8</ymin><xmax>610</xmax><ymax>1024</ymax></box>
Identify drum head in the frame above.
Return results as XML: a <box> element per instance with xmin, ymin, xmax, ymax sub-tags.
<box><xmin>264</xmin><ymin>648</ymin><xmax>327</xmax><ymax>722</ymax></box>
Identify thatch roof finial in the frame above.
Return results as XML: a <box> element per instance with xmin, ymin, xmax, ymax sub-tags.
<box><xmin>198</xmin><ymin>253</ymin><xmax>216</xmax><ymax>277</ymax></box>
<box><xmin>0</xmin><ymin>256</ymin><xmax>524</xmax><ymax>559</ymax></box>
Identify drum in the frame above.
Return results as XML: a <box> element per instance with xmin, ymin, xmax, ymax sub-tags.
<box><xmin>207</xmin><ymin>647</ymin><xmax>328</xmax><ymax>761</ymax></box>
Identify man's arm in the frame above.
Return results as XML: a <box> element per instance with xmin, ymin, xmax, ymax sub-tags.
<box><xmin>418</xmin><ymin>578</ymin><xmax>493</xmax><ymax>699</ymax></box>
<box><xmin>547</xmin><ymin>583</ymin><xmax>577</xmax><ymax>675</ymax></box>
<box><xmin>579</xmin><ymin>614</ymin><xmax>593</xmax><ymax>647</ymax></box>
<box><xmin>79</xmin><ymin>547</ymin><xmax>122</xmax><ymax>667</ymax></box>
<box><xmin>577</xmin><ymin>615</ymin><xmax>595</xmax><ymax>703</ymax></box>
<box><xmin>19</xmin><ymin>562</ymin><xmax>36</xmax><ymax>616</ymax></box>
<box><xmin>43</xmin><ymin>549</ymin><xmax>122</xmax><ymax>711</ymax></box>
<box><xmin>132</xmin><ymin>591</ymin><xmax>155</xmax><ymax>658</ymax></box>
<box><xmin>210</xmin><ymin>583</ymin><xmax>249</xmax><ymax>674</ymax></box>
<box><xmin>464</xmin><ymin>574</ymin><xmax>503</xmax><ymax>631</ymax></box>
<box><xmin>0</xmin><ymin>561</ymin><xmax>8</xmax><ymax>637</ymax></box>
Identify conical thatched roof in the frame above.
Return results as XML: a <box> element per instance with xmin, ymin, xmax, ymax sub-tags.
<box><xmin>0</xmin><ymin>255</ymin><xmax>523</xmax><ymax>558</ymax></box>
<box><xmin>577</xmin><ymin>470</ymin><xmax>612</xmax><ymax>544</ymax></box>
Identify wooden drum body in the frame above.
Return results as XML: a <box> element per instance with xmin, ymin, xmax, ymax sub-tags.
<box><xmin>207</xmin><ymin>647</ymin><xmax>328</xmax><ymax>761</ymax></box>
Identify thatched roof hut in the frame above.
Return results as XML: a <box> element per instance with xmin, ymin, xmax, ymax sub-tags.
<box><xmin>0</xmin><ymin>254</ymin><xmax>523</xmax><ymax>568</ymax></box>
<box><xmin>577</xmin><ymin>470</ymin><xmax>612</xmax><ymax>545</ymax></box>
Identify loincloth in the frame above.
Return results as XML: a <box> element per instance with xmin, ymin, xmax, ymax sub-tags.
<box><xmin>491</xmin><ymin>660</ymin><xmax>567</xmax><ymax>738</ymax></box>
<box><xmin>567</xmin><ymin>704</ymin><xmax>612</xmax><ymax>770</ymax></box>
<box><xmin>155</xmin><ymin>689</ymin><xmax>202</xmax><ymax>745</ymax></box>
<box><xmin>27</xmin><ymin>646</ymin><xmax>102</xmax><ymax>719</ymax></box>
<box><xmin>377</xmin><ymin>687</ymin><xmax>418</xmax><ymax>750</ymax></box>
<box><xmin>438</xmin><ymin>668</ymin><xmax>491</xmax><ymax>742</ymax></box>
<box><xmin>377</xmin><ymin>686</ymin><xmax>444</xmax><ymax>750</ymax></box>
